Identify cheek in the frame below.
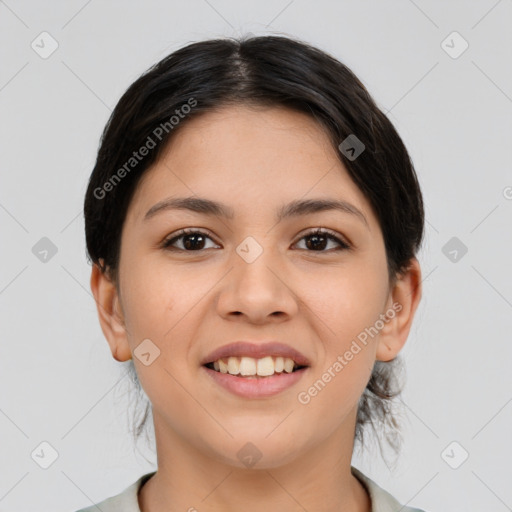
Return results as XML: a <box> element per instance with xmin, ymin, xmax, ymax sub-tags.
<box><xmin>123</xmin><ymin>269</ymin><xmax>196</xmax><ymax>415</ymax></box>
<box><xmin>305</xmin><ymin>261</ymin><xmax>388</xmax><ymax>343</ymax></box>
<box><xmin>299</xmin><ymin>264</ymin><xmax>387</xmax><ymax>408</ymax></box>
<box><xmin>121</xmin><ymin>258</ymin><xmax>188</xmax><ymax>338</ymax></box>
<box><xmin>121</xmin><ymin>262</ymin><xmax>209</xmax><ymax>378</ymax></box>
<box><xmin>296</xmin><ymin>271</ymin><xmax>383</xmax><ymax>420</ymax></box>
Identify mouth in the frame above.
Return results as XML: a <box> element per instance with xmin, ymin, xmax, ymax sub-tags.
<box><xmin>203</xmin><ymin>355</ymin><xmax>308</xmax><ymax>378</ymax></box>
<box><xmin>201</xmin><ymin>341</ymin><xmax>311</xmax><ymax>398</ymax></box>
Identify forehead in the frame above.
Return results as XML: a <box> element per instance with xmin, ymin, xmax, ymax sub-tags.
<box><xmin>163</xmin><ymin>104</ymin><xmax>337</xmax><ymax>168</ymax></box>
<box><xmin>126</xmin><ymin>105</ymin><xmax>375</xmax><ymax>228</ymax></box>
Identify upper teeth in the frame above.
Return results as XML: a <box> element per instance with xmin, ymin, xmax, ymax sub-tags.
<box><xmin>212</xmin><ymin>356</ymin><xmax>297</xmax><ymax>376</ymax></box>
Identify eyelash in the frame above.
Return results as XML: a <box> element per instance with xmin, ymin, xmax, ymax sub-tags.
<box><xmin>161</xmin><ymin>227</ymin><xmax>351</xmax><ymax>253</ymax></box>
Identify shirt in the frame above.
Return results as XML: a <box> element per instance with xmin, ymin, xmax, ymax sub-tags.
<box><xmin>74</xmin><ymin>466</ymin><xmax>428</xmax><ymax>512</ymax></box>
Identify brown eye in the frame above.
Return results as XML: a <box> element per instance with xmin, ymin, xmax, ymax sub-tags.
<box><xmin>162</xmin><ymin>229</ymin><xmax>219</xmax><ymax>251</ymax></box>
<box><xmin>162</xmin><ymin>227</ymin><xmax>350</xmax><ymax>253</ymax></box>
<box><xmin>294</xmin><ymin>228</ymin><xmax>350</xmax><ymax>252</ymax></box>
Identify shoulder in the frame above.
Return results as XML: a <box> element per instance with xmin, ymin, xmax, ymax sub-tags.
<box><xmin>73</xmin><ymin>472</ymin><xmax>156</xmax><ymax>512</ymax></box>
<box><xmin>351</xmin><ymin>466</ymin><xmax>429</xmax><ymax>512</ymax></box>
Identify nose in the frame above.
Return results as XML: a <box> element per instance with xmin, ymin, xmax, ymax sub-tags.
<box><xmin>216</xmin><ymin>245</ymin><xmax>299</xmax><ymax>325</ymax></box>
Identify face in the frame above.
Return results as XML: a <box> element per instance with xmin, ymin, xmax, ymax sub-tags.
<box><xmin>92</xmin><ymin>104</ymin><xmax>421</xmax><ymax>470</ymax></box>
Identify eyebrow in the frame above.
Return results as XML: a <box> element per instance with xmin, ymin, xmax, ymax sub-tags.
<box><xmin>143</xmin><ymin>196</ymin><xmax>368</xmax><ymax>227</ymax></box>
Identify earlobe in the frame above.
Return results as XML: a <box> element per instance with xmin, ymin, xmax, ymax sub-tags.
<box><xmin>90</xmin><ymin>262</ymin><xmax>132</xmax><ymax>362</ymax></box>
<box><xmin>376</xmin><ymin>258</ymin><xmax>422</xmax><ymax>362</ymax></box>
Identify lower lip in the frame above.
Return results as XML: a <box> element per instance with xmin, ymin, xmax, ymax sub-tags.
<box><xmin>202</xmin><ymin>366</ymin><xmax>308</xmax><ymax>398</ymax></box>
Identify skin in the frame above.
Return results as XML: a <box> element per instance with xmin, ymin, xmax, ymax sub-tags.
<box><xmin>91</xmin><ymin>104</ymin><xmax>422</xmax><ymax>512</ymax></box>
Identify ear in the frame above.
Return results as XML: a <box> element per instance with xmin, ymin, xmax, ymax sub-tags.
<box><xmin>90</xmin><ymin>261</ymin><xmax>132</xmax><ymax>362</ymax></box>
<box><xmin>376</xmin><ymin>258</ymin><xmax>422</xmax><ymax>362</ymax></box>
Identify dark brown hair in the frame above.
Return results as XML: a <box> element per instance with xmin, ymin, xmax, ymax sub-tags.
<box><xmin>84</xmin><ymin>34</ymin><xmax>424</xmax><ymax>462</ymax></box>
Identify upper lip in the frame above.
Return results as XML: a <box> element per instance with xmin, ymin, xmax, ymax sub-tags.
<box><xmin>201</xmin><ymin>341</ymin><xmax>311</xmax><ymax>367</ymax></box>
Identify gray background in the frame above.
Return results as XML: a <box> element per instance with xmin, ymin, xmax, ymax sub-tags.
<box><xmin>1</xmin><ymin>0</ymin><xmax>511</xmax><ymax>510</ymax></box>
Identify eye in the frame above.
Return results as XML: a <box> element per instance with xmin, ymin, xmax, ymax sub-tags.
<box><xmin>161</xmin><ymin>228</ymin><xmax>351</xmax><ymax>253</ymax></box>
<box><xmin>294</xmin><ymin>228</ymin><xmax>351</xmax><ymax>252</ymax></box>
<box><xmin>162</xmin><ymin>228</ymin><xmax>219</xmax><ymax>251</ymax></box>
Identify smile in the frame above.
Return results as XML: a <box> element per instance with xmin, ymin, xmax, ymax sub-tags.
<box><xmin>202</xmin><ymin>360</ymin><xmax>309</xmax><ymax>399</ymax></box>
<box><xmin>204</xmin><ymin>355</ymin><xmax>306</xmax><ymax>377</ymax></box>
<box><xmin>201</xmin><ymin>341</ymin><xmax>311</xmax><ymax>398</ymax></box>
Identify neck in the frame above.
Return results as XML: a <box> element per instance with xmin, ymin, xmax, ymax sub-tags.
<box><xmin>138</xmin><ymin>409</ymin><xmax>371</xmax><ymax>512</ymax></box>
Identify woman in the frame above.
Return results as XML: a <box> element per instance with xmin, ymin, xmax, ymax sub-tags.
<box><xmin>77</xmin><ymin>34</ymin><xmax>427</xmax><ymax>512</ymax></box>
